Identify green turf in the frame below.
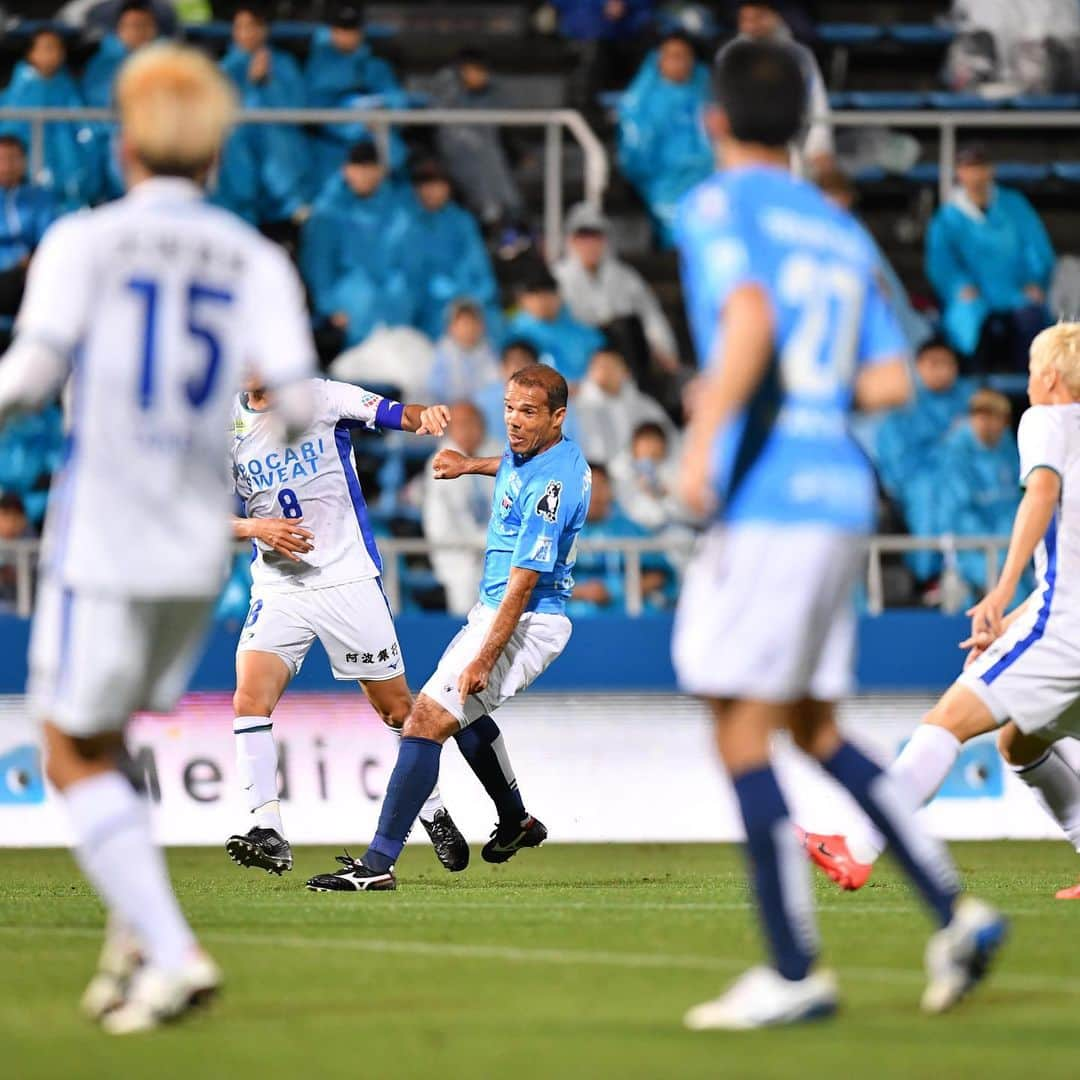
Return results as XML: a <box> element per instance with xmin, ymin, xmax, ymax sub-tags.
<box><xmin>1</xmin><ymin>842</ymin><xmax>1078</xmax><ymax>1079</ymax></box>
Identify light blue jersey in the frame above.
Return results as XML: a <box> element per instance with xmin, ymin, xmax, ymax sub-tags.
<box><xmin>676</xmin><ymin>164</ymin><xmax>908</xmax><ymax>533</ymax></box>
<box><xmin>480</xmin><ymin>438</ymin><xmax>592</xmax><ymax>615</ymax></box>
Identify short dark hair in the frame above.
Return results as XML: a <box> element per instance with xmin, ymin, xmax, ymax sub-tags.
<box><xmin>119</xmin><ymin>0</ymin><xmax>154</xmax><ymax>15</ymax></box>
<box><xmin>659</xmin><ymin>29</ymin><xmax>697</xmax><ymax>52</ymax></box>
<box><xmin>0</xmin><ymin>492</ymin><xmax>26</xmax><ymax>515</ymax></box>
<box><xmin>916</xmin><ymin>335</ymin><xmax>957</xmax><ymax>360</ymax></box>
<box><xmin>233</xmin><ymin>2</ymin><xmax>271</xmax><ymax>23</ymax></box>
<box><xmin>509</xmin><ymin>363</ymin><xmax>568</xmax><ymax>413</ymax></box>
<box><xmin>347</xmin><ymin>139</ymin><xmax>379</xmax><ymax>165</ymax></box>
<box><xmin>713</xmin><ymin>40</ymin><xmax>806</xmax><ymax>148</ymax></box>
<box><xmin>330</xmin><ymin>3</ymin><xmax>364</xmax><ymax>30</ymax></box>
<box><xmin>457</xmin><ymin>46</ymin><xmax>489</xmax><ymax>67</ymax></box>
<box><xmin>501</xmin><ymin>339</ymin><xmax>539</xmax><ymax>363</ymax></box>
<box><xmin>632</xmin><ymin>421</ymin><xmax>668</xmax><ymax>444</ymax></box>
<box><xmin>0</xmin><ymin>134</ymin><xmax>27</xmax><ymax>155</ymax></box>
<box><xmin>587</xmin><ymin>461</ymin><xmax>609</xmax><ymax>481</ymax></box>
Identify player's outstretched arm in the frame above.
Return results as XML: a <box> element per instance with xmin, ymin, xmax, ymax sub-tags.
<box><xmin>432</xmin><ymin>449</ymin><xmax>501</xmax><ymax>480</ymax></box>
<box><xmin>232</xmin><ymin>516</ymin><xmax>315</xmax><ymax>562</ymax></box>
<box><xmin>457</xmin><ymin>567</ymin><xmax>540</xmax><ymax>701</ymax></box>
<box><xmin>402</xmin><ymin>403</ymin><xmax>451</xmax><ymax>437</ymax></box>
<box><xmin>854</xmin><ymin>358</ymin><xmax>913</xmax><ymax>413</ymax></box>
<box><xmin>0</xmin><ymin>338</ymin><xmax>70</xmax><ymax>427</ymax></box>
<box><xmin>966</xmin><ymin>467</ymin><xmax>1060</xmax><ymax>641</ymax></box>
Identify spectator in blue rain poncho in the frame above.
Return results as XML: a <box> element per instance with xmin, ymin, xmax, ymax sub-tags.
<box><xmin>427</xmin><ymin>300</ymin><xmax>501</xmax><ymax>404</ymax></box>
<box><xmin>875</xmin><ymin>339</ymin><xmax>975</xmax><ymax>584</ymax></box>
<box><xmin>216</xmin><ymin>3</ymin><xmax>311</xmax><ymax>224</ymax></box>
<box><xmin>80</xmin><ymin>0</ymin><xmax>160</xmax><ymax>201</ymax></box>
<box><xmin>0</xmin><ymin>137</ymin><xmax>58</xmax><ymax>321</ymax></box>
<box><xmin>402</xmin><ymin>158</ymin><xmax>500</xmax><ymax>340</ymax></box>
<box><xmin>299</xmin><ymin>139</ymin><xmax>415</xmax><ymax>346</ymax></box>
<box><xmin>927</xmin><ymin>144</ymin><xmax>1055</xmax><ymax>367</ymax></box>
<box><xmin>304</xmin><ymin>3</ymin><xmax>408</xmax><ymax>186</ymax></box>
<box><xmin>938</xmin><ymin>389</ymin><xmax>1025</xmax><ymax>600</ymax></box>
<box><xmin>0</xmin><ymin>30</ymin><xmax>98</xmax><ymax>208</ymax></box>
<box><xmin>504</xmin><ymin>266</ymin><xmax>605</xmax><ymax>387</ymax></box>
<box><xmin>0</xmin><ymin>403</ymin><xmax>63</xmax><ymax>526</ymax></box>
<box><xmin>617</xmin><ymin>31</ymin><xmax>713</xmax><ymax>247</ymax></box>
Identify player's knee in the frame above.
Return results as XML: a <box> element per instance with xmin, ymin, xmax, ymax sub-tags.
<box><xmin>997</xmin><ymin>724</ymin><xmax>1048</xmax><ymax>768</ymax></box>
<box><xmin>402</xmin><ymin>697</ymin><xmax>455</xmax><ymax>743</ymax></box>
<box><xmin>376</xmin><ymin>698</ymin><xmax>411</xmax><ymax>730</ymax></box>
<box><xmin>233</xmin><ymin>687</ymin><xmax>272</xmax><ymax>718</ymax></box>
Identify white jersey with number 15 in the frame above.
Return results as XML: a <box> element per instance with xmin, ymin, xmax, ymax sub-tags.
<box><xmin>14</xmin><ymin>178</ymin><xmax>315</xmax><ymax>597</ymax></box>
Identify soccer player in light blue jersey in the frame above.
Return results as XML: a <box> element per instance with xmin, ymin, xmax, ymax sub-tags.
<box><xmin>672</xmin><ymin>41</ymin><xmax>1007</xmax><ymax>1030</ymax></box>
<box><xmin>306</xmin><ymin>364</ymin><xmax>591</xmax><ymax>890</ymax></box>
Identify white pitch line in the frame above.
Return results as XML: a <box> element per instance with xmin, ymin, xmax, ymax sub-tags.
<box><xmin>4</xmin><ymin>926</ymin><xmax>1080</xmax><ymax>996</ymax></box>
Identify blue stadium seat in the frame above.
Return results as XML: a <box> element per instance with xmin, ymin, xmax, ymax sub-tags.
<box><xmin>182</xmin><ymin>21</ymin><xmax>232</xmax><ymax>45</ymax></box>
<box><xmin>852</xmin><ymin>165</ymin><xmax>887</xmax><ymax>183</ymax></box>
<box><xmin>993</xmin><ymin>162</ymin><xmax>1051</xmax><ymax>184</ymax></box>
<box><xmin>597</xmin><ymin>91</ymin><xmax>624</xmax><ymax>112</ymax></box>
<box><xmin>1052</xmin><ymin>162</ymin><xmax>1080</xmax><ymax>183</ymax></box>
<box><xmin>906</xmin><ymin>162</ymin><xmax>940</xmax><ymax>184</ymax></box>
<box><xmin>1009</xmin><ymin>93</ymin><xmax>1080</xmax><ymax>110</ymax></box>
<box><xmin>818</xmin><ymin>23</ymin><xmax>884</xmax><ymax>46</ymax></box>
<box><xmin>848</xmin><ymin>91</ymin><xmax>928</xmax><ymax>110</ymax></box>
<box><xmin>927</xmin><ymin>92</ymin><xmax>999</xmax><ymax>110</ymax></box>
<box><xmin>827</xmin><ymin>92</ymin><xmax>852</xmax><ymax>109</ymax></box>
<box><xmin>888</xmin><ymin>25</ymin><xmax>955</xmax><ymax>47</ymax></box>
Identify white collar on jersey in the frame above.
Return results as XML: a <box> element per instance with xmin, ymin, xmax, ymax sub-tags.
<box><xmin>127</xmin><ymin>176</ymin><xmax>204</xmax><ymax>203</ymax></box>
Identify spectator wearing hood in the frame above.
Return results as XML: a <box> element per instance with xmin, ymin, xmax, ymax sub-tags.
<box><xmin>402</xmin><ymin>158</ymin><xmax>501</xmax><ymax>340</ymax></box>
<box><xmin>504</xmin><ymin>266</ymin><xmax>605</xmax><ymax>387</ymax></box>
<box><xmin>300</xmin><ymin>139</ymin><xmax>415</xmax><ymax>347</ymax></box>
<box><xmin>0</xmin><ymin>29</ymin><xmax>97</xmax><ymax>208</ymax></box>
<box><xmin>217</xmin><ymin>2</ymin><xmax>311</xmax><ymax>224</ymax></box>
<box><xmin>927</xmin><ymin>144</ymin><xmax>1054</xmax><ymax>368</ymax></box>
<box><xmin>304</xmin><ymin>3</ymin><xmax>408</xmax><ymax>185</ymax></box>
<box><xmin>938</xmin><ymin>389</ymin><xmax>1025</xmax><ymax>597</ymax></box>
<box><xmin>553</xmin><ymin>201</ymin><xmax>681</xmax><ymax>387</ymax></box>
<box><xmin>617</xmin><ymin>31</ymin><xmax>714</xmax><ymax>247</ymax></box>
<box><xmin>429</xmin><ymin>47</ymin><xmax>523</xmax><ymax>226</ymax></box>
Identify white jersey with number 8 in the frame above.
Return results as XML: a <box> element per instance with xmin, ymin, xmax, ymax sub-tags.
<box><xmin>15</xmin><ymin>178</ymin><xmax>315</xmax><ymax>597</ymax></box>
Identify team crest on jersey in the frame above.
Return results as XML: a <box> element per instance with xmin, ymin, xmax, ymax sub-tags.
<box><xmin>233</xmin><ymin>415</ymin><xmax>249</xmax><ymax>441</ymax></box>
<box><xmin>536</xmin><ymin>480</ymin><xmax>562</xmax><ymax>523</ymax></box>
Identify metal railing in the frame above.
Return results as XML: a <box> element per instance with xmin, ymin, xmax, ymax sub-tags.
<box><xmin>0</xmin><ymin>533</ymin><xmax>1013</xmax><ymax>620</ymax></box>
<box><xmin>0</xmin><ymin>105</ymin><xmax>609</xmax><ymax>259</ymax></box>
<box><xmin>825</xmin><ymin>109</ymin><xmax>1080</xmax><ymax>203</ymax></box>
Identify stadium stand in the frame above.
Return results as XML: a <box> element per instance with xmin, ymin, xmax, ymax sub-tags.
<box><xmin>0</xmin><ymin>0</ymin><xmax>1077</xmax><ymax>615</ymax></box>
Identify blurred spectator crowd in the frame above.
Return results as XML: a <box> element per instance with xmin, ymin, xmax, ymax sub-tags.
<box><xmin>0</xmin><ymin>0</ymin><xmax>1071</xmax><ymax>615</ymax></box>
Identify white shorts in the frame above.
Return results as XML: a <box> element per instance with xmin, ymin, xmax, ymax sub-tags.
<box><xmin>959</xmin><ymin>590</ymin><xmax>1080</xmax><ymax>737</ymax></box>
<box><xmin>237</xmin><ymin>577</ymin><xmax>403</xmax><ymax>682</ymax></box>
<box><xmin>421</xmin><ymin>602</ymin><xmax>572</xmax><ymax>727</ymax></box>
<box><xmin>28</xmin><ymin>577</ymin><xmax>213</xmax><ymax>737</ymax></box>
<box><xmin>673</xmin><ymin>524</ymin><xmax>862</xmax><ymax>703</ymax></box>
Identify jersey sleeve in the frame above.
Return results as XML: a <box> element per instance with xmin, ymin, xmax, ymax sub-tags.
<box><xmin>321</xmin><ymin>379</ymin><xmax>405</xmax><ymax>430</ymax></box>
<box><xmin>511</xmin><ymin>467</ymin><xmax>578</xmax><ymax>573</ymax></box>
<box><xmin>1018</xmin><ymin>406</ymin><xmax>1067</xmax><ymax>484</ymax></box>
<box><xmin>857</xmin><ymin>269</ymin><xmax>910</xmax><ymax>368</ymax></box>
<box><xmin>15</xmin><ymin>213</ymin><xmax>94</xmax><ymax>355</ymax></box>
<box><xmin>242</xmin><ymin>241</ymin><xmax>318</xmax><ymax>388</ymax></box>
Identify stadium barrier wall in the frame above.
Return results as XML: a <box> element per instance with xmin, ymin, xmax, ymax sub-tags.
<box><xmin>0</xmin><ymin>613</ymin><xmax>1062</xmax><ymax>847</ymax></box>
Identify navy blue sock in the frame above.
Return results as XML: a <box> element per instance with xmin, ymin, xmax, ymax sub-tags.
<box><xmin>732</xmin><ymin>765</ymin><xmax>817</xmax><ymax>981</ymax></box>
<box><xmin>454</xmin><ymin>715</ymin><xmax>527</xmax><ymax>826</ymax></box>
<box><xmin>364</xmin><ymin>737</ymin><xmax>442</xmax><ymax>873</ymax></box>
<box><xmin>823</xmin><ymin>741</ymin><xmax>959</xmax><ymax>926</ymax></box>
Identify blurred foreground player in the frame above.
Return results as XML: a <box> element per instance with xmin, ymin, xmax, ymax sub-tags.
<box><xmin>226</xmin><ymin>376</ymin><xmax>470</xmax><ymax>875</ymax></box>
<box><xmin>0</xmin><ymin>46</ymin><xmax>316</xmax><ymax>1032</ymax></box>
<box><xmin>806</xmin><ymin>324</ymin><xmax>1080</xmax><ymax>900</ymax></box>
<box><xmin>672</xmin><ymin>41</ymin><xmax>1007</xmax><ymax>1030</ymax></box>
<box><xmin>306</xmin><ymin>365</ymin><xmax>589</xmax><ymax>890</ymax></box>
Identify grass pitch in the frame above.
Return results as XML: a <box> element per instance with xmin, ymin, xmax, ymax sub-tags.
<box><xmin>1</xmin><ymin>842</ymin><xmax>1078</xmax><ymax>1079</ymax></box>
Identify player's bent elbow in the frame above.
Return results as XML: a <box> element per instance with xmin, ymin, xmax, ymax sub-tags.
<box><xmin>854</xmin><ymin>359</ymin><xmax>912</xmax><ymax>413</ymax></box>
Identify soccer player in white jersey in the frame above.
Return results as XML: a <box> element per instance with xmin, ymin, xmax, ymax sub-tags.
<box><xmin>672</xmin><ymin>41</ymin><xmax>1006</xmax><ymax>1030</ymax></box>
<box><xmin>0</xmin><ymin>46</ymin><xmax>317</xmax><ymax>1033</ymax></box>
<box><xmin>807</xmin><ymin>323</ymin><xmax>1080</xmax><ymax>900</ymax></box>
<box><xmin>225</xmin><ymin>376</ymin><xmax>471</xmax><ymax>875</ymax></box>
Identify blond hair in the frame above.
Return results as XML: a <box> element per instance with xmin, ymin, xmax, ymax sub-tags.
<box><xmin>1030</xmin><ymin>322</ymin><xmax>1080</xmax><ymax>398</ymax></box>
<box><xmin>116</xmin><ymin>44</ymin><xmax>236</xmax><ymax>178</ymax></box>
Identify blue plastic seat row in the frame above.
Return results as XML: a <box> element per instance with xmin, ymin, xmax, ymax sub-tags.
<box><xmin>179</xmin><ymin>20</ymin><xmax>396</xmax><ymax>45</ymax></box>
<box><xmin>830</xmin><ymin>90</ymin><xmax>1080</xmax><ymax>110</ymax></box>
<box><xmin>818</xmin><ymin>22</ymin><xmax>955</xmax><ymax>48</ymax></box>
<box><xmin>852</xmin><ymin>161</ymin><xmax>1080</xmax><ymax>185</ymax></box>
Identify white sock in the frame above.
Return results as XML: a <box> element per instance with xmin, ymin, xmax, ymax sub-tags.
<box><xmin>234</xmin><ymin>716</ymin><xmax>283</xmax><ymax>833</ymax></box>
<box><xmin>848</xmin><ymin>725</ymin><xmax>962</xmax><ymax>865</ymax></box>
<box><xmin>1013</xmin><ymin>747</ymin><xmax>1080</xmax><ymax>852</ymax></box>
<box><xmin>65</xmin><ymin>771</ymin><xmax>196</xmax><ymax>973</ymax></box>
<box><xmin>390</xmin><ymin>726</ymin><xmax>444</xmax><ymax>821</ymax></box>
